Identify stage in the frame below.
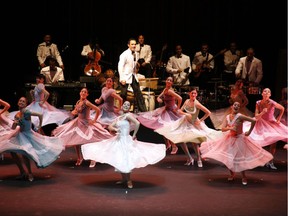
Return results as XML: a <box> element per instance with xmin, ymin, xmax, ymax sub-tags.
<box><xmin>0</xmin><ymin>125</ymin><xmax>287</xmax><ymax>216</ymax></box>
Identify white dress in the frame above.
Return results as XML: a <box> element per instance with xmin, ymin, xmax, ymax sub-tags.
<box><xmin>81</xmin><ymin>113</ymin><xmax>166</xmax><ymax>173</ymax></box>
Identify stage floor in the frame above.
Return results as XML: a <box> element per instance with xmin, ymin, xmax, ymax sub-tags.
<box><xmin>0</xmin><ymin>125</ymin><xmax>287</xmax><ymax>216</ymax></box>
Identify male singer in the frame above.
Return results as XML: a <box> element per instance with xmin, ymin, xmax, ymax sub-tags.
<box><xmin>118</xmin><ymin>38</ymin><xmax>147</xmax><ymax>112</ymax></box>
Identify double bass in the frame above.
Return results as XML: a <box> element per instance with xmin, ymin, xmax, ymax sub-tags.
<box><xmin>84</xmin><ymin>48</ymin><xmax>102</xmax><ymax>76</ymax></box>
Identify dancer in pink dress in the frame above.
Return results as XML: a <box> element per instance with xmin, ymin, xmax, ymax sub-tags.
<box><xmin>247</xmin><ymin>88</ymin><xmax>288</xmax><ymax>170</ymax></box>
<box><xmin>51</xmin><ymin>87</ymin><xmax>114</xmax><ymax>166</ymax></box>
<box><xmin>155</xmin><ymin>87</ymin><xmax>222</xmax><ymax>167</ymax></box>
<box><xmin>81</xmin><ymin>101</ymin><xmax>166</xmax><ymax>189</ymax></box>
<box><xmin>90</xmin><ymin>77</ymin><xmax>123</xmax><ymax>127</ymax></box>
<box><xmin>210</xmin><ymin>79</ymin><xmax>254</xmax><ymax>130</ymax></box>
<box><xmin>0</xmin><ymin>98</ymin><xmax>13</xmax><ymax>137</ymax></box>
<box><xmin>8</xmin><ymin>74</ymin><xmax>72</xmax><ymax>133</ymax></box>
<box><xmin>0</xmin><ymin>98</ymin><xmax>14</xmax><ymax>160</ymax></box>
<box><xmin>200</xmin><ymin>101</ymin><xmax>273</xmax><ymax>185</ymax></box>
<box><xmin>137</xmin><ymin>76</ymin><xmax>184</xmax><ymax>154</ymax></box>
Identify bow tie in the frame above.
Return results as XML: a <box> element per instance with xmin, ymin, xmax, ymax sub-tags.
<box><xmin>140</xmin><ymin>44</ymin><xmax>144</xmax><ymax>47</ymax></box>
<box><xmin>176</xmin><ymin>55</ymin><xmax>182</xmax><ymax>58</ymax></box>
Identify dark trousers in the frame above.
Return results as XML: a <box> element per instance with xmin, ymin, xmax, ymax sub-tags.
<box><xmin>119</xmin><ymin>76</ymin><xmax>147</xmax><ymax>112</ymax></box>
<box><xmin>139</xmin><ymin>63</ymin><xmax>152</xmax><ymax>78</ymax></box>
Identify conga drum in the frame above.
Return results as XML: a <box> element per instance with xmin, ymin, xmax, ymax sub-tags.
<box><xmin>142</xmin><ymin>91</ymin><xmax>155</xmax><ymax>111</ymax></box>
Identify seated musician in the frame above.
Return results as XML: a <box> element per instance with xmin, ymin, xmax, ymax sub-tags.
<box><xmin>166</xmin><ymin>44</ymin><xmax>191</xmax><ymax>88</ymax></box>
<box><xmin>135</xmin><ymin>34</ymin><xmax>153</xmax><ymax>78</ymax></box>
<box><xmin>191</xmin><ymin>43</ymin><xmax>214</xmax><ymax>89</ymax></box>
<box><xmin>40</xmin><ymin>56</ymin><xmax>65</xmax><ymax>107</ymax></box>
<box><xmin>81</xmin><ymin>37</ymin><xmax>105</xmax><ymax>76</ymax></box>
<box><xmin>40</xmin><ymin>56</ymin><xmax>65</xmax><ymax>84</ymax></box>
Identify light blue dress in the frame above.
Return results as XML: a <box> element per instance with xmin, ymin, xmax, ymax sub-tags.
<box><xmin>0</xmin><ymin>108</ymin><xmax>64</xmax><ymax>168</ymax></box>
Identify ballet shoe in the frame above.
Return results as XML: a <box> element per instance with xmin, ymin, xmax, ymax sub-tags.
<box><xmin>197</xmin><ymin>160</ymin><xmax>203</xmax><ymax>168</ymax></box>
<box><xmin>89</xmin><ymin>160</ymin><xmax>96</xmax><ymax>168</ymax></box>
<box><xmin>242</xmin><ymin>178</ymin><xmax>248</xmax><ymax>185</ymax></box>
<box><xmin>170</xmin><ymin>146</ymin><xmax>178</xmax><ymax>155</ymax></box>
<box><xmin>28</xmin><ymin>174</ymin><xmax>34</xmax><ymax>182</ymax></box>
<box><xmin>75</xmin><ymin>159</ymin><xmax>83</xmax><ymax>166</ymax></box>
<box><xmin>184</xmin><ymin>158</ymin><xmax>194</xmax><ymax>166</ymax></box>
<box><xmin>127</xmin><ymin>180</ymin><xmax>133</xmax><ymax>189</ymax></box>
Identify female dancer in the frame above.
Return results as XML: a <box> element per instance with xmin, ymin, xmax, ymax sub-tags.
<box><xmin>209</xmin><ymin>79</ymin><xmax>253</xmax><ymax>130</ymax></box>
<box><xmin>0</xmin><ymin>98</ymin><xmax>13</xmax><ymax>160</ymax></box>
<box><xmin>137</xmin><ymin>76</ymin><xmax>184</xmax><ymax>154</ymax></box>
<box><xmin>81</xmin><ymin>101</ymin><xmax>166</xmax><ymax>189</ymax></box>
<box><xmin>91</xmin><ymin>77</ymin><xmax>123</xmax><ymax>127</ymax></box>
<box><xmin>248</xmin><ymin>88</ymin><xmax>288</xmax><ymax>170</ymax></box>
<box><xmin>200</xmin><ymin>101</ymin><xmax>273</xmax><ymax>185</ymax></box>
<box><xmin>0</xmin><ymin>98</ymin><xmax>13</xmax><ymax>135</ymax></box>
<box><xmin>51</xmin><ymin>87</ymin><xmax>113</xmax><ymax>166</ymax></box>
<box><xmin>0</xmin><ymin>97</ymin><xmax>64</xmax><ymax>181</ymax></box>
<box><xmin>155</xmin><ymin>87</ymin><xmax>222</xmax><ymax>167</ymax></box>
<box><xmin>8</xmin><ymin>74</ymin><xmax>72</xmax><ymax>133</ymax></box>
<box><xmin>89</xmin><ymin>77</ymin><xmax>123</xmax><ymax>167</ymax></box>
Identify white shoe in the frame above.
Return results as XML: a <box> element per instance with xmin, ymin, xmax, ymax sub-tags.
<box><xmin>267</xmin><ymin>162</ymin><xmax>277</xmax><ymax>170</ymax></box>
<box><xmin>184</xmin><ymin>158</ymin><xmax>194</xmax><ymax>166</ymax></box>
<box><xmin>197</xmin><ymin>160</ymin><xmax>203</xmax><ymax>168</ymax></box>
<box><xmin>89</xmin><ymin>160</ymin><xmax>96</xmax><ymax>168</ymax></box>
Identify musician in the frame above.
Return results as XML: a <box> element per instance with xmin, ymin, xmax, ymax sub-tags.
<box><xmin>235</xmin><ymin>47</ymin><xmax>263</xmax><ymax>86</ymax></box>
<box><xmin>37</xmin><ymin>34</ymin><xmax>64</xmax><ymax>70</ymax></box>
<box><xmin>81</xmin><ymin>37</ymin><xmax>105</xmax><ymax>59</ymax></box>
<box><xmin>135</xmin><ymin>34</ymin><xmax>153</xmax><ymax>78</ymax></box>
<box><xmin>223</xmin><ymin>42</ymin><xmax>243</xmax><ymax>85</ymax></box>
<box><xmin>191</xmin><ymin>43</ymin><xmax>214</xmax><ymax>89</ymax></box>
<box><xmin>166</xmin><ymin>44</ymin><xmax>191</xmax><ymax>87</ymax></box>
<box><xmin>118</xmin><ymin>38</ymin><xmax>147</xmax><ymax>112</ymax></box>
<box><xmin>81</xmin><ymin>37</ymin><xmax>105</xmax><ymax>76</ymax></box>
<box><xmin>40</xmin><ymin>56</ymin><xmax>65</xmax><ymax>107</ymax></box>
<box><xmin>40</xmin><ymin>56</ymin><xmax>65</xmax><ymax>84</ymax></box>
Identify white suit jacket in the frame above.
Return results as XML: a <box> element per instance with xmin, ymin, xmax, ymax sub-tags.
<box><xmin>235</xmin><ymin>56</ymin><xmax>263</xmax><ymax>84</ymax></box>
<box><xmin>40</xmin><ymin>66</ymin><xmax>65</xmax><ymax>84</ymax></box>
<box><xmin>118</xmin><ymin>49</ymin><xmax>139</xmax><ymax>84</ymax></box>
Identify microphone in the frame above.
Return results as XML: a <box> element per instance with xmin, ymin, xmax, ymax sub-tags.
<box><xmin>132</xmin><ymin>51</ymin><xmax>136</xmax><ymax>61</ymax></box>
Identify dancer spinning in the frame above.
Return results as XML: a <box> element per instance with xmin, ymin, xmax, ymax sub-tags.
<box><xmin>81</xmin><ymin>101</ymin><xmax>166</xmax><ymax>189</ymax></box>
<box><xmin>137</xmin><ymin>76</ymin><xmax>184</xmax><ymax>154</ymax></box>
<box><xmin>247</xmin><ymin>88</ymin><xmax>288</xmax><ymax>170</ymax></box>
<box><xmin>200</xmin><ymin>101</ymin><xmax>273</xmax><ymax>185</ymax></box>
<box><xmin>155</xmin><ymin>87</ymin><xmax>222</xmax><ymax>167</ymax></box>
<box><xmin>8</xmin><ymin>74</ymin><xmax>72</xmax><ymax>134</ymax></box>
<box><xmin>52</xmin><ymin>87</ymin><xmax>113</xmax><ymax>166</ymax></box>
<box><xmin>89</xmin><ymin>77</ymin><xmax>123</xmax><ymax>167</ymax></box>
<box><xmin>91</xmin><ymin>77</ymin><xmax>123</xmax><ymax>127</ymax></box>
<box><xmin>210</xmin><ymin>79</ymin><xmax>253</xmax><ymax>130</ymax></box>
<box><xmin>0</xmin><ymin>97</ymin><xmax>64</xmax><ymax>181</ymax></box>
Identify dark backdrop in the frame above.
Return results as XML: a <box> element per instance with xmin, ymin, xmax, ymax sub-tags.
<box><xmin>1</xmin><ymin>0</ymin><xmax>287</xmax><ymax>108</ymax></box>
